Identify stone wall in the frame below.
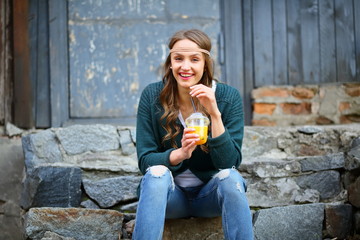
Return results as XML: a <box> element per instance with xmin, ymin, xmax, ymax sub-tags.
<box><xmin>1</xmin><ymin>123</ymin><xmax>360</xmax><ymax>239</ymax></box>
<box><xmin>252</xmin><ymin>83</ymin><xmax>360</xmax><ymax>126</ymax></box>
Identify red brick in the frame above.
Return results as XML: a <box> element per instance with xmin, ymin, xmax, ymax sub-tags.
<box><xmin>252</xmin><ymin>88</ymin><xmax>289</xmax><ymax>98</ymax></box>
<box><xmin>316</xmin><ymin>116</ymin><xmax>334</xmax><ymax>125</ymax></box>
<box><xmin>340</xmin><ymin>114</ymin><xmax>360</xmax><ymax>124</ymax></box>
<box><xmin>344</xmin><ymin>83</ymin><xmax>360</xmax><ymax>97</ymax></box>
<box><xmin>253</xmin><ymin>103</ymin><xmax>277</xmax><ymax>115</ymax></box>
<box><xmin>252</xmin><ymin>119</ymin><xmax>276</xmax><ymax>126</ymax></box>
<box><xmin>291</xmin><ymin>87</ymin><xmax>315</xmax><ymax>99</ymax></box>
<box><xmin>338</xmin><ymin>102</ymin><xmax>350</xmax><ymax>113</ymax></box>
<box><xmin>280</xmin><ymin>102</ymin><xmax>311</xmax><ymax>115</ymax></box>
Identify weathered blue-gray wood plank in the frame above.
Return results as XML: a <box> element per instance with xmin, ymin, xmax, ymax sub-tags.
<box><xmin>253</xmin><ymin>0</ymin><xmax>273</xmax><ymax>87</ymax></box>
<box><xmin>335</xmin><ymin>0</ymin><xmax>356</xmax><ymax>82</ymax></box>
<box><xmin>287</xmin><ymin>0</ymin><xmax>303</xmax><ymax>85</ymax></box>
<box><xmin>272</xmin><ymin>0</ymin><xmax>288</xmax><ymax>85</ymax></box>
<box><xmin>354</xmin><ymin>0</ymin><xmax>360</xmax><ymax>82</ymax></box>
<box><xmin>35</xmin><ymin>0</ymin><xmax>50</xmax><ymax>127</ymax></box>
<box><xmin>221</xmin><ymin>0</ymin><xmax>244</xmax><ymax>94</ymax></box>
<box><xmin>49</xmin><ymin>0</ymin><xmax>69</xmax><ymax>127</ymax></box>
<box><xmin>319</xmin><ymin>0</ymin><xmax>337</xmax><ymax>83</ymax></box>
<box><xmin>300</xmin><ymin>0</ymin><xmax>320</xmax><ymax>84</ymax></box>
<box><xmin>28</xmin><ymin>0</ymin><xmax>38</xmax><ymax>125</ymax></box>
<box><xmin>243</xmin><ymin>0</ymin><xmax>254</xmax><ymax>125</ymax></box>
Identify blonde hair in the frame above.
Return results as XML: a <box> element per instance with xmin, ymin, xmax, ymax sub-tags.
<box><xmin>160</xmin><ymin>29</ymin><xmax>214</xmax><ymax>149</ymax></box>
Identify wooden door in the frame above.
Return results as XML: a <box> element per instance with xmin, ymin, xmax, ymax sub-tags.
<box><xmin>30</xmin><ymin>0</ymin><xmax>222</xmax><ymax>127</ymax></box>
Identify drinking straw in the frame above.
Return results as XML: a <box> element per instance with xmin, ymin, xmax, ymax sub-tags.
<box><xmin>190</xmin><ymin>97</ymin><xmax>197</xmax><ymax>112</ymax></box>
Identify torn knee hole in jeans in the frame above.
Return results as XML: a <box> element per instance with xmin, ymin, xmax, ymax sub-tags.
<box><xmin>214</xmin><ymin>169</ymin><xmax>245</xmax><ymax>193</ymax></box>
<box><xmin>148</xmin><ymin>165</ymin><xmax>168</xmax><ymax>177</ymax></box>
<box><xmin>213</xmin><ymin>169</ymin><xmax>231</xmax><ymax>180</ymax></box>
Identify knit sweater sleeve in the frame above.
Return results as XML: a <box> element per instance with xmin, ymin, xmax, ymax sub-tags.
<box><xmin>136</xmin><ymin>82</ymin><xmax>183</xmax><ymax>175</ymax></box>
<box><xmin>207</xmin><ymin>84</ymin><xmax>244</xmax><ymax>169</ymax></box>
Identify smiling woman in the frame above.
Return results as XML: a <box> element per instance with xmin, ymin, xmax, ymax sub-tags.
<box><xmin>132</xmin><ymin>29</ymin><xmax>253</xmax><ymax>240</ymax></box>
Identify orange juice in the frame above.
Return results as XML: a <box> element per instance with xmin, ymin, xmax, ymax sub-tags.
<box><xmin>190</xmin><ymin>125</ymin><xmax>208</xmax><ymax>145</ymax></box>
<box><xmin>185</xmin><ymin>112</ymin><xmax>210</xmax><ymax>145</ymax></box>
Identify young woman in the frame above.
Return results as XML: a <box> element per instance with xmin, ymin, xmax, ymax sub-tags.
<box><xmin>133</xmin><ymin>29</ymin><xmax>253</xmax><ymax>240</ymax></box>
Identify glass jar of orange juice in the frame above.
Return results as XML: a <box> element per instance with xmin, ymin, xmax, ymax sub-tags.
<box><xmin>185</xmin><ymin>112</ymin><xmax>210</xmax><ymax>145</ymax></box>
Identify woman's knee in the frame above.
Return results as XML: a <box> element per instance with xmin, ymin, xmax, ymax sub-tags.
<box><xmin>143</xmin><ymin>165</ymin><xmax>174</xmax><ymax>191</ymax></box>
<box><xmin>213</xmin><ymin>168</ymin><xmax>247</xmax><ymax>193</ymax></box>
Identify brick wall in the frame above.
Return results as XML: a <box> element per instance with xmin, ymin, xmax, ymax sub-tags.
<box><xmin>251</xmin><ymin>83</ymin><xmax>360</xmax><ymax>126</ymax></box>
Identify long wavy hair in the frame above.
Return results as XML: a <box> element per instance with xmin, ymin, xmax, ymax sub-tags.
<box><xmin>160</xmin><ymin>29</ymin><xmax>214</xmax><ymax>149</ymax></box>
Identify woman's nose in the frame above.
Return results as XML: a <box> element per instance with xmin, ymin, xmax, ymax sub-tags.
<box><xmin>181</xmin><ymin>60</ymin><xmax>191</xmax><ymax>70</ymax></box>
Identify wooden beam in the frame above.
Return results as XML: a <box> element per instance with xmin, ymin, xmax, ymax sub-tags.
<box><xmin>13</xmin><ymin>0</ymin><xmax>34</xmax><ymax>128</ymax></box>
<box><xmin>0</xmin><ymin>0</ymin><xmax>13</xmax><ymax>125</ymax></box>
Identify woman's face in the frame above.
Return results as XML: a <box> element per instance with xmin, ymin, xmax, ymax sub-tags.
<box><xmin>170</xmin><ymin>39</ymin><xmax>205</xmax><ymax>92</ymax></box>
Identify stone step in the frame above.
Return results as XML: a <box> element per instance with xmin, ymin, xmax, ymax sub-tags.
<box><xmin>24</xmin><ymin>203</ymin><xmax>353</xmax><ymax>240</ymax></box>
<box><xmin>16</xmin><ymin>123</ymin><xmax>360</xmax><ymax>240</ymax></box>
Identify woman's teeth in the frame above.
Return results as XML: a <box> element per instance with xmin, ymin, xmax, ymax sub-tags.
<box><xmin>180</xmin><ymin>73</ymin><xmax>192</xmax><ymax>77</ymax></box>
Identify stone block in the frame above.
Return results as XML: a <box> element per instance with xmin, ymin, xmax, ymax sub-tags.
<box><xmin>24</xmin><ymin>208</ymin><xmax>123</xmax><ymax>240</ymax></box>
<box><xmin>240</xmin><ymin>159</ymin><xmax>301</xmax><ymax>178</ymax></box>
<box><xmin>0</xmin><ymin>137</ymin><xmax>24</xmax><ymax>202</ymax></box>
<box><xmin>21</xmin><ymin>166</ymin><xmax>82</xmax><ymax>210</ymax></box>
<box><xmin>346</xmin><ymin>137</ymin><xmax>360</xmax><ymax>170</ymax></box>
<box><xmin>22</xmin><ymin>130</ymin><xmax>63</xmax><ymax>171</ymax></box>
<box><xmin>0</xmin><ymin>200</ymin><xmax>23</xmax><ymax>240</ymax></box>
<box><xmin>163</xmin><ymin>217</ymin><xmax>223</xmax><ymax>240</ymax></box>
<box><xmin>118</xmin><ymin>129</ymin><xmax>136</xmax><ymax>156</ymax></box>
<box><xmin>246</xmin><ymin>177</ymin><xmax>301</xmax><ymax>208</ymax></box>
<box><xmin>295</xmin><ymin>170</ymin><xmax>341</xmax><ymax>200</ymax></box>
<box><xmin>55</xmin><ymin>124</ymin><xmax>119</xmax><ymax>155</ymax></box>
<box><xmin>325</xmin><ymin>204</ymin><xmax>353</xmax><ymax>239</ymax></box>
<box><xmin>348</xmin><ymin>176</ymin><xmax>360</xmax><ymax>208</ymax></box>
<box><xmin>299</xmin><ymin>153</ymin><xmax>345</xmax><ymax>172</ymax></box>
<box><xmin>83</xmin><ymin>175</ymin><xmax>141</xmax><ymax>208</ymax></box>
<box><xmin>253</xmin><ymin>203</ymin><xmax>324</xmax><ymax>240</ymax></box>
<box><xmin>355</xmin><ymin>210</ymin><xmax>360</xmax><ymax>234</ymax></box>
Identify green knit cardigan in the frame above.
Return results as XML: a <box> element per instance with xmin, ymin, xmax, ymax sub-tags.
<box><xmin>136</xmin><ymin>81</ymin><xmax>244</xmax><ymax>183</ymax></box>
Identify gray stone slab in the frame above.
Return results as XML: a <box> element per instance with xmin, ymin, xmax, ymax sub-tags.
<box><xmin>83</xmin><ymin>175</ymin><xmax>141</xmax><ymax>208</ymax></box>
<box><xmin>24</xmin><ymin>207</ymin><xmax>123</xmax><ymax>240</ymax></box>
<box><xmin>299</xmin><ymin>152</ymin><xmax>345</xmax><ymax>172</ymax></box>
<box><xmin>0</xmin><ymin>138</ymin><xmax>24</xmax><ymax>240</ymax></box>
<box><xmin>253</xmin><ymin>203</ymin><xmax>324</xmax><ymax>240</ymax></box>
<box><xmin>295</xmin><ymin>170</ymin><xmax>341</xmax><ymax>200</ymax></box>
<box><xmin>55</xmin><ymin>124</ymin><xmax>120</xmax><ymax>155</ymax></box>
<box><xmin>21</xmin><ymin>166</ymin><xmax>82</xmax><ymax>210</ymax></box>
<box><xmin>22</xmin><ymin>130</ymin><xmax>63</xmax><ymax>171</ymax></box>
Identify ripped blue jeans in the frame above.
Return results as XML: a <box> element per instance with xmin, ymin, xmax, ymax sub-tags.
<box><xmin>132</xmin><ymin>166</ymin><xmax>254</xmax><ymax>240</ymax></box>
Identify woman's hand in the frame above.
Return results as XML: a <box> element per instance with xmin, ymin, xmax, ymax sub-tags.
<box><xmin>190</xmin><ymin>84</ymin><xmax>220</xmax><ymax>117</ymax></box>
<box><xmin>190</xmin><ymin>84</ymin><xmax>225</xmax><ymax>138</ymax></box>
<box><xmin>169</xmin><ymin>128</ymin><xmax>199</xmax><ymax>165</ymax></box>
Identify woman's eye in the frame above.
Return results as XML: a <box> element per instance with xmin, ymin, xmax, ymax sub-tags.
<box><xmin>192</xmin><ymin>58</ymin><xmax>200</xmax><ymax>62</ymax></box>
<box><xmin>174</xmin><ymin>57</ymin><xmax>182</xmax><ymax>61</ymax></box>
